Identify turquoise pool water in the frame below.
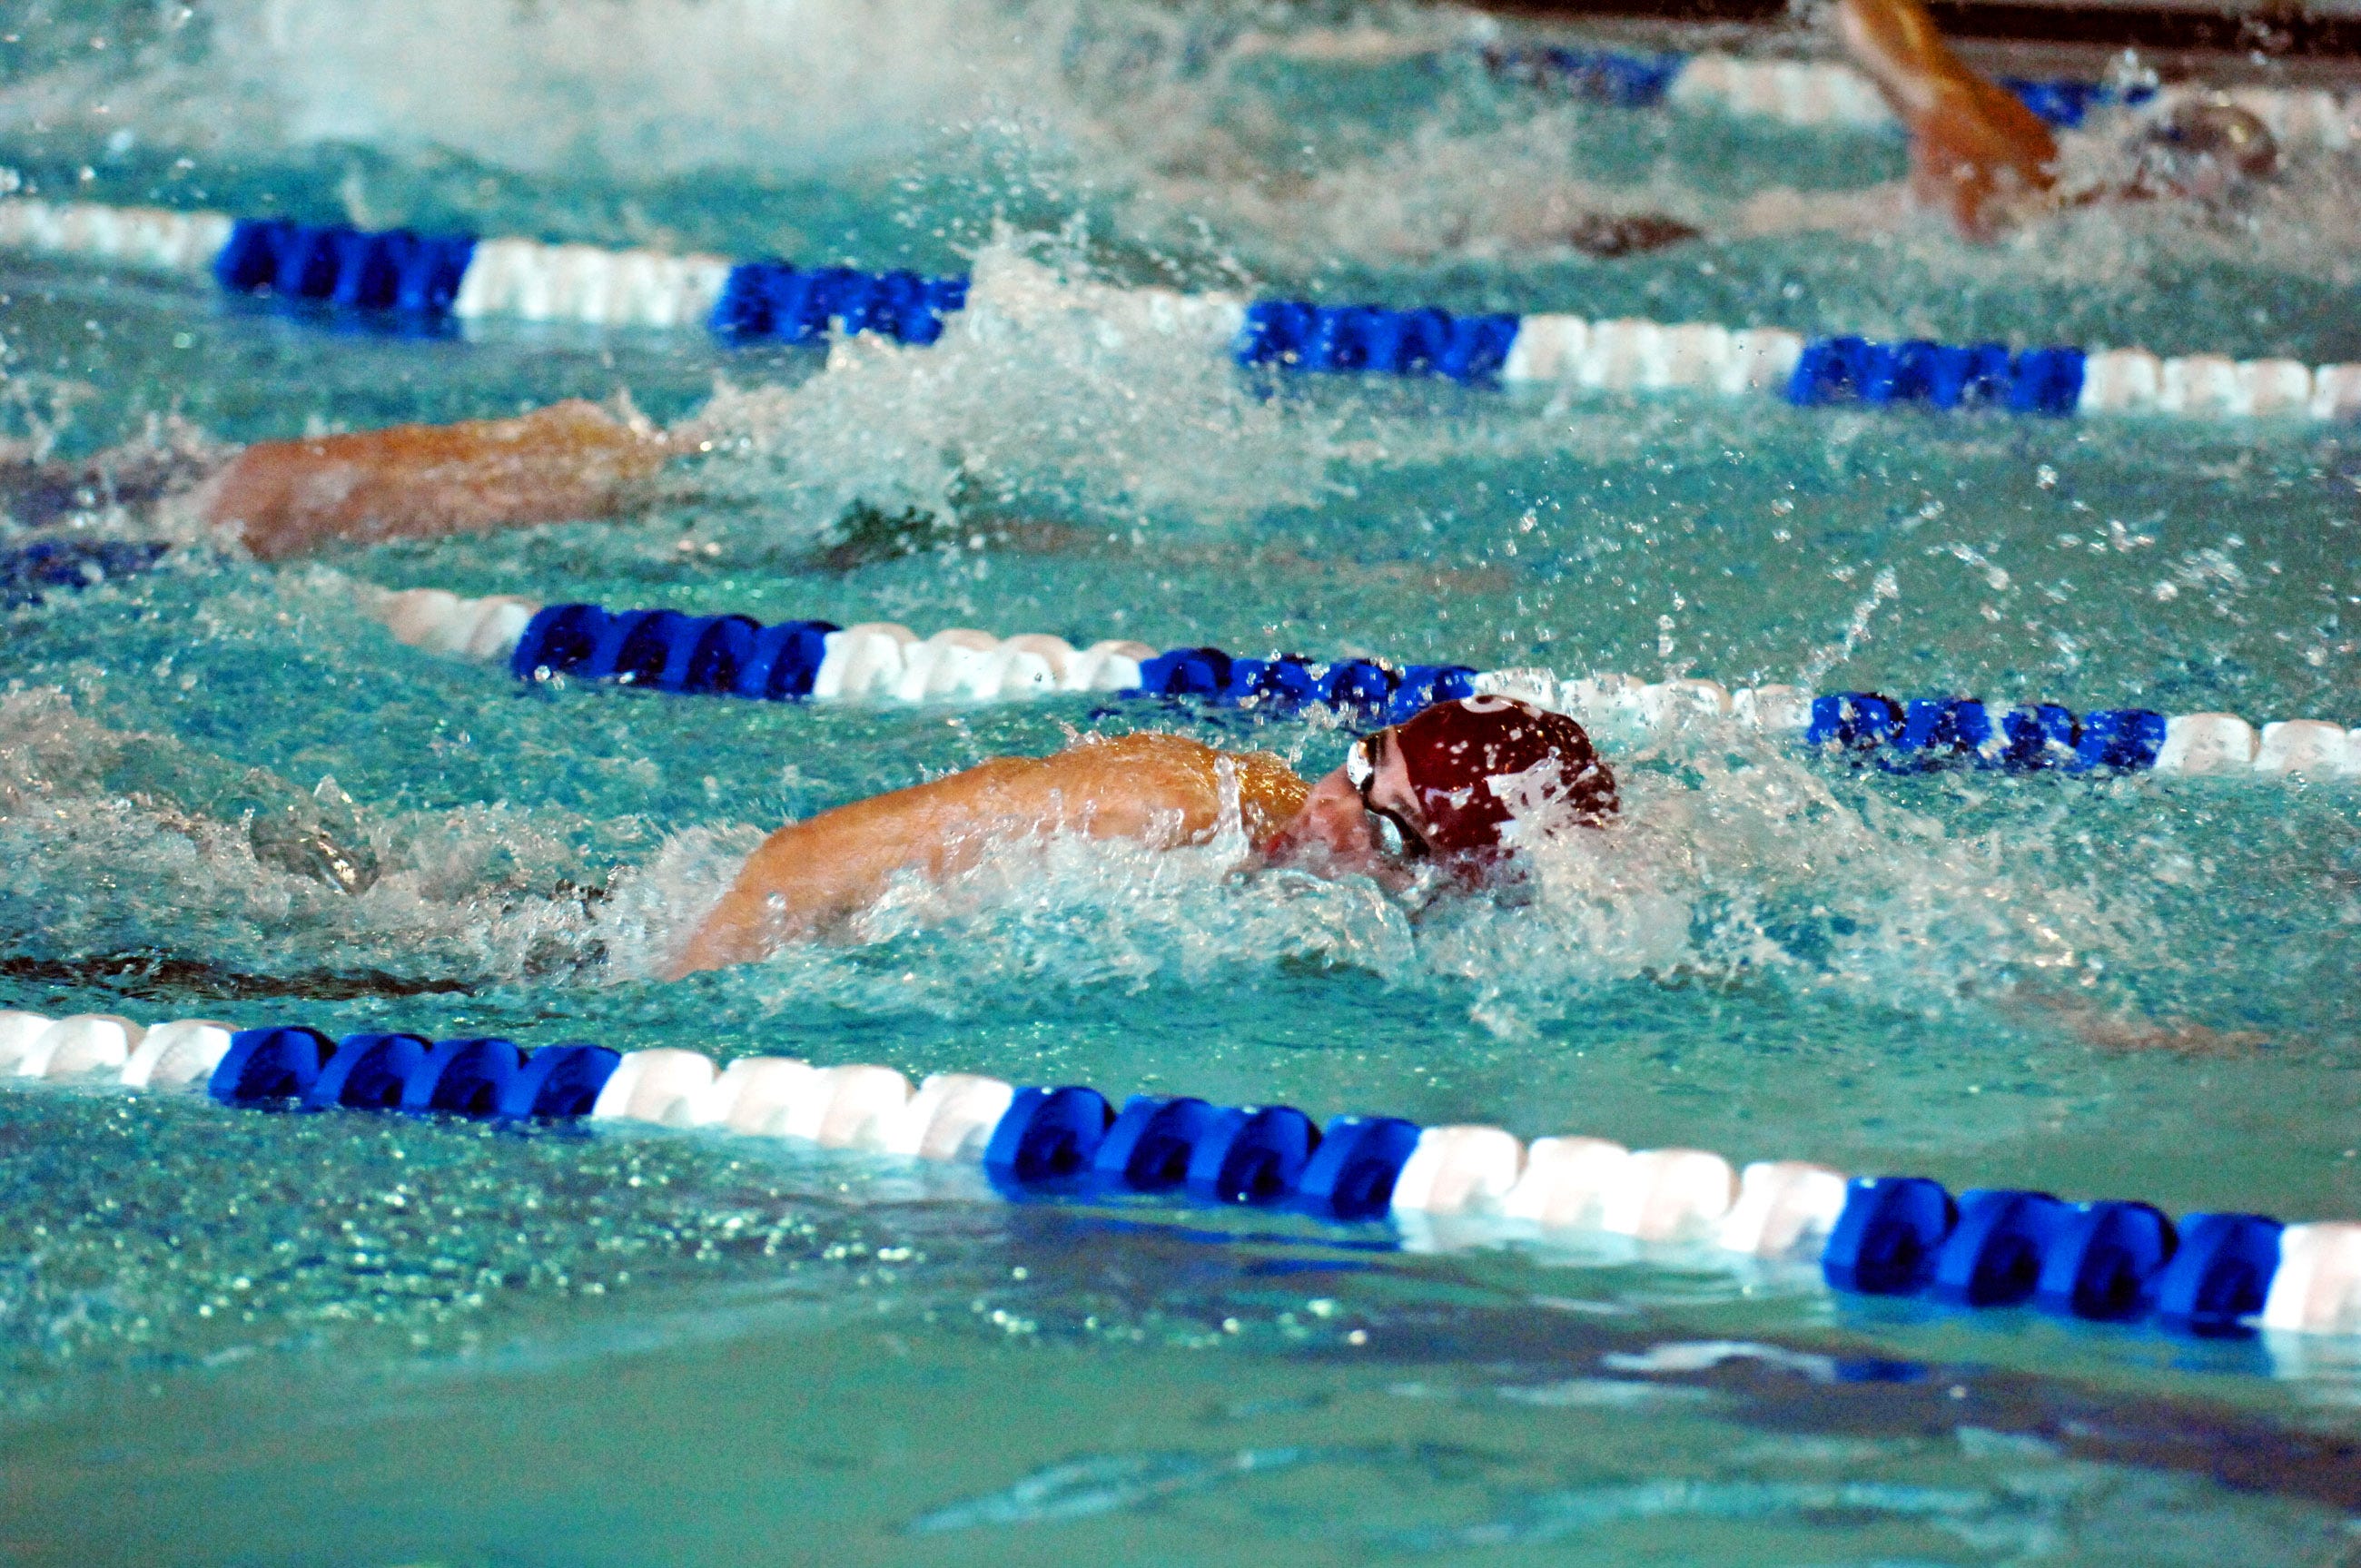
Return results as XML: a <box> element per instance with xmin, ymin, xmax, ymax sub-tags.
<box><xmin>5</xmin><ymin>1</ymin><xmax>2361</xmax><ymax>1562</ymax></box>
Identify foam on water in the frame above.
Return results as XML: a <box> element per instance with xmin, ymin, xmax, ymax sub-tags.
<box><xmin>9</xmin><ymin>0</ymin><xmax>2361</xmax><ymax>343</ymax></box>
<box><xmin>0</xmin><ymin>0</ymin><xmax>1053</xmax><ymax>176</ymax></box>
<box><xmin>0</xmin><ymin>687</ymin><xmax>613</xmax><ymax>988</ymax></box>
<box><xmin>0</xmin><ymin>651</ymin><xmax>2184</xmax><ymax>1054</ymax></box>
<box><xmin>684</xmin><ymin>241</ymin><xmax>1344</xmax><ymax>537</ymax></box>
<box><xmin>0</xmin><ymin>420</ymin><xmax>2348</xmax><ymax>1057</ymax></box>
<box><xmin>541</xmin><ymin>701</ymin><xmax>2179</xmax><ymax>1062</ymax></box>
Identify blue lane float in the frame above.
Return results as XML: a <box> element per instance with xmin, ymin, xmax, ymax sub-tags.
<box><xmin>2153</xmin><ymin>1213</ymin><xmax>2287</xmax><ymax>1336</ymax></box>
<box><xmin>1818</xmin><ymin>1175</ymin><xmax>2280</xmax><ymax>1337</ymax></box>
<box><xmin>2035</xmin><ymin>1199</ymin><xmax>2177</xmax><ymax>1322</ymax></box>
<box><xmin>1132</xmin><ymin>645</ymin><xmax>1478</xmax><ymax>724</ymax></box>
<box><xmin>183</xmin><ymin>1019</ymin><xmax>2323</xmax><ymax>1341</ymax></box>
<box><xmin>212</xmin><ymin>1026</ymin><xmax>620</xmax><ymax>1119</ymax></box>
<box><xmin>509</xmin><ymin>604</ymin><xmax>841</xmax><ymax>699</ymax></box>
<box><xmin>1806</xmin><ymin>693</ymin><xmax>2166</xmax><ymax>772</ymax></box>
<box><xmin>711</xmin><ymin>260</ymin><xmax>969</xmax><ymax>348</ymax></box>
<box><xmin>14</xmin><ymin>1006</ymin><xmax>2356</xmax><ymax>1343</ymax></box>
<box><xmin>277</xmin><ymin>214</ymin><xmax>2361</xmax><ymax>418</ymax></box>
<box><xmin>1235</xmin><ymin>301</ymin><xmax>1521</xmax><ymax>385</ymax></box>
<box><xmin>213</xmin><ymin>218</ymin><xmax>476</xmax><ymax>320</ymax></box>
<box><xmin>1293</xmin><ymin>1116</ymin><xmax>1426</xmax><ymax>1221</ymax></box>
<box><xmin>508</xmin><ymin>601</ymin><xmax>1481</xmax><ymax>725</ymax></box>
<box><xmin>1786</xmin><ymin>337</ymin><xmax>2085</xmax><ymax>415</ymax></box>
<box><xmin>983</xmin><ymin>1085</ymin><xmax>1116</xmax><ymax>1185</ymax></box>
<box><xmin>1821</xmin><ymin>1175</ymin><xmax>1956</xmax><ymax>1296</ymax></box>
<box><xmin>18</xmin><ymin>570</ymin><xmax>2281</xmax><ymax>785</ymax></box>
<box><xmin>1485</xmin><ymin>42</ymin><xmax>2158</xmax><ymax>130</ymax></box>
<box><xmin>1997</xmin><ymin>75</ymin><xmax>2158</xmax><ymax>130</ymax></box>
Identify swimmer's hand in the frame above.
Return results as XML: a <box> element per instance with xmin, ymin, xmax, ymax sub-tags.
<box><xmin>203</xmin><ymin>399</ymin><xmax>683</xmax><ymax>559</ymax></box>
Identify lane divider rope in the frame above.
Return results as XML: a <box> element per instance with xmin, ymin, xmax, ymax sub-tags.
<box><xmin>356</xmin><ymin>587</ymin><xmax>2361</xmax><ymax>781</ymax></box>
<box><xmin>1492</xmin><ymin>42</ymin><xmax>2357</xmax><ymax>147</ymax></box>
<box><xmin>5</xmin><ymin>198</ymin><xmax>2356</xmax><ymax>422</ymax></box>
<box><xmin>1</xmin><ymin>1005</ymin><xmax>2354</xmax><ymax>1342</ymax></box>
<box><xmin>5</xmin><ymin>565</ymin><xmax>2330</xmax><ymax>784</ymax></box>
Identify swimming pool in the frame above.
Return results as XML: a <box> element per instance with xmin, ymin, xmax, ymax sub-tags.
<box><xmin>5</xmin><ymin>0</ymin><xmax>2361</xmax><ymax>1562</ymax></box>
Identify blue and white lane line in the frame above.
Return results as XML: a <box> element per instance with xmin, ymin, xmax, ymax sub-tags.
<box><xmin>1</xmin><ymin>1006</ymin><xmax>2356</xmax><ymax>1343</ymax></box>
<box><xmin>1495</xmin><ymin>44</ymin><xmax>2131</xmax><ymax>130</ymax></box>
<box><xmin>351</xmin><ymin>587</ymin><xmax>2361</xmax><ymax>782</ymax></box>
<box><xmin>5</xmin><ymin>198</ymin><xmax>2357</xmax><ymax>422</ymax></box>
<box><xmin>0</xmin><ymin>557</ymin><xmax>2330</xmax><ymax>782</ymax></box>
<box><xmin>1508</xmin><ymin>42</ymin><xmax>2357</xmax><ymax>146</ymax></box>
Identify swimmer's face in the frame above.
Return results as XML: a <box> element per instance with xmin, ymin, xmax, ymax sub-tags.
<box><xmin>1261</xmin><ymin>725</ymin><xmax>1430</xmax><ymax>883</ymax></box>
<box><xmin>1345</xmin><ymin>725</ymin><xmax>1435</xmax><ymax>856</ymax></box>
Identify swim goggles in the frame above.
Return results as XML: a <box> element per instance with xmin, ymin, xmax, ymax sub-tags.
<box><xmin>1345</xmin><ymin>728</ymin><xmax>1430</xmax><ymax>858</ymax></box>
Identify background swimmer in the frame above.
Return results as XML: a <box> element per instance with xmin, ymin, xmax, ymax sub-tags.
<box><xmin>1836</xmin><ymin>0</ymin><xmax>2283</xmax><ymax>235</ymax></box>
<box><xmin>0</xmin><ymin>398</ymin><xmax>678</xmax><ymax>560</ymax></box>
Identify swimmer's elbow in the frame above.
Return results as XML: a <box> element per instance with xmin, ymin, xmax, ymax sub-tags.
<box><xmin>665</xmin><ymin>915</ymin><xmax>742</xmax><ymax>980</ymax></box>
<box><xmin>667</xmin><ymin>900</ymin><xmax>790</xmax><ymax>979</ymax></box>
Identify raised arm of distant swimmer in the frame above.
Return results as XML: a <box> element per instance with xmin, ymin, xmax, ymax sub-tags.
<box><xmin>201</xmin><ymin>399</ymin><xmax>685</xmax><ymax>559</ymax></box>
<box><xmin>668</xmin><ymin>735</ymin><xmax>1309</xmax><ymax>978</ymax></box>
<box><xmin>1835</xmin><ymin>0</ymin><xmax>2057</xmax><ymax>237</ymax></box>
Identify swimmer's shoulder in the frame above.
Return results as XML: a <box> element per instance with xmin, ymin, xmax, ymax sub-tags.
<box><xmin>1063</xmin><ymin>731</ymin><xmax>1309</xmax><ymax>843</ymax></box>
<box><xmin>1068</xmin><ymin>729</ymin><xmax>1299</xmax><ymax>779</ymax></box>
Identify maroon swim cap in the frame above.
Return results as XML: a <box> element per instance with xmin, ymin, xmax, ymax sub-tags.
<box><xmin>1387</xmin><ymin>695</ymin><xmax>1618</xmax><ymax>853</ymax></box>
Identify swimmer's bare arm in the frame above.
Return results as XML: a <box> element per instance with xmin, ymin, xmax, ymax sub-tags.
<box><xmin>201</xmin><ymin>399</ymin><xmax>684</xmax><ymax>559</ymax></box>
<box><xmin>669</xmin><ymin>741</ymin><xmax>1264</xmax><ymax>979</ymax></box>
<box><xmin>1835</xmin><ymin>0</ymin><xmax>2057</xmax><ymax>237</ymax></box>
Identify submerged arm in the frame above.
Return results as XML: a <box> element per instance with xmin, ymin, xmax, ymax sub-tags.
<box><xmin>202</xmin><ymin>399</ymin><xmax>683</xmax><ymax>559</ymax></box>
<box><xmin>2006</xmin><ymin>987</ymin><xmax>2272</xmax><ymax>1057</ymax></box>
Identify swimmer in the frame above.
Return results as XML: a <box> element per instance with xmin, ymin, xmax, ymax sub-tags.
<box><xmin>1834</xmin><ymin>0</ymin><xmax>2061</xmax><ymax>237</ymax></box>
<box><xmin>1835</xmin><ymin>0</ymin><xmax>2281</xmax><ymax>236</ymax></box>
<box><xmin>667</xmin><ymin>695</ymin><xmax>1619</xmax><ymax>978</ymax></box>
<box><xmin>1</xmin><ymin>398</ymin><xmax>682</xmax><ymax>559</ymax></box>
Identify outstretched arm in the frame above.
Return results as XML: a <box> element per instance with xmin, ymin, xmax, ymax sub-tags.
<box><xmin>203</xmin><ymin>399</ymin><xmax>683</xmax><ymax>559</ymax></box>
<box><xmin>668</xmin><ymin>735</ymin><xmax>1284</xmax><ymax>979</ymax></box>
